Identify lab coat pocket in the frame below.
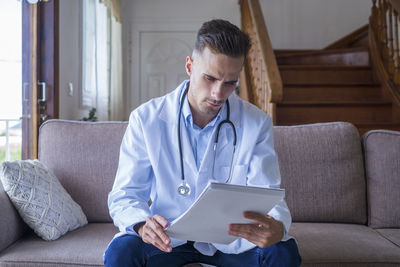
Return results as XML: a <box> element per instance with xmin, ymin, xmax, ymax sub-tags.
<box><xmin>213</xmin><ymin>165</ymin><xmax>231</xmax><ymax>183</ymax></box>
<box><xmin>214</xmin><ymin>164</ymin><xmax>249</xmax><ymax>184</ymax></box>
<box><xmin>229</xmin><ymin>164</ymin><xmax>249</xmax><ymax>185</ymax></box>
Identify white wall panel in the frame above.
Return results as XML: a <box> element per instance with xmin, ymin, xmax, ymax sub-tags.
<box><xmin>59</xmin><ymin>0</ymin><xmax>84</xmax><ymax>120</ymax></box>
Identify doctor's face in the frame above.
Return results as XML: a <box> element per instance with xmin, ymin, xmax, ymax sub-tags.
<box><xmin>185</xmin><ymin>47</ymin><xmax>244</xmax><ymax>127</ymax></box>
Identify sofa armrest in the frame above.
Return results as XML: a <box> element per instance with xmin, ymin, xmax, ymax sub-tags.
<box><xmin>0</xmin><ymin>183</ymin><xmax>27</xmax><ymax>252</ymax></box>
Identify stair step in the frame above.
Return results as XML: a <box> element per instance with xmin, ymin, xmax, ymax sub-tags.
<box><xmin>278</xmin><ymin>47</ymin><xmax>367</xmax><ymax>55</ymax></box>
<box><xmin>324</xmin><ymin>24</ymin><xmax>369</xmax><ymax>49</ymax></box>
<box><xmin>280</xmin><ymin>65</ymin><xmax>373</xmax><ymax>84</ymax></box>
<box><xmin>276</xmin><ymin>102</ymin><xmax>393</xmax><ymax>124</ymax></box>
<box><xmin>281</xmin><ymin>99</ymin><xmax>389</xmax><ymax>105</ymax></box>
<box><xmin>278</xmin><ymin>100</ymin><xmax>392</xmax><ymax>106</ymax></box>
<box><xmin>282</xmin><ymin>84</ymin><xmax>383</xmax><ymax>102</ymax></box>
<box><xmin>275</xmin><ymin>49</ymin><xmax>317</xmax><ymax>56</ymax></box>
<box><xmin>277</xmin><ymin>47</ymin><xmax>369</xmax><ymax>66</ymax></box>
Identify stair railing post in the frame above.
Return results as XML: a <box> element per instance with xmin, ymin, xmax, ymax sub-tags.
<box><xmin>371</xmin><ymin>0</ymin><xmax>378</xmax><ymax>46</ymax></box>
<box><xmin>371</xmin><ymin>0</ymin><xmax>378</xmax><ymax>31</ymax></box>
<box><xmin>388</xmin><ymin>3</ymin><xmax>395</xmax><ymax>78</ymax></box>
<box><xmin>381</xmin><ymin>0</ymin><xmax>390</xmax><ymax>65</ymax></box>
<box><xmin>369</xmin><ymin>0</ymin><xmax>400</xmax><ymax>107</ymax></box>
<box><xmin>239</xmin><ymin>0</ymin><xmax>282</xmax><ymax>120</ymax></box>
<box><xmin>394</xmin><ymin>9</ymin><xmax>400</xmax><ymax>85</ymax></box>
<box><xmin>377</xmin><ymin>0</ymin><xmax>383</xmax><ymax>48</ymax></box>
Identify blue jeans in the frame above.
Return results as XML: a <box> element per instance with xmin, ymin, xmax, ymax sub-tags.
<box><xmin>104</xmin><ymin>235</ymin><xmax>301</xmax><ymax>267</ymax></box>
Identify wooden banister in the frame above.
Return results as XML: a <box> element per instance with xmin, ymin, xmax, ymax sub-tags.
<box><xmin>324</xmin><ymin>24</ymin><xmax>369</xmax><ymax>49</ymax></box>
<box><xmin>369</xmin><ymin>0</ymin><xmax>400</xmax><ymax>106</ymax></box>
<box><xmin>239</xmin><ymin>0</ymin><xmax>282</xmax><ymax>123</ymax></box>
<box><xmin>390</xmin><ymin>0</ymin><xmax>400</xmax><ymax>13</ymax></box>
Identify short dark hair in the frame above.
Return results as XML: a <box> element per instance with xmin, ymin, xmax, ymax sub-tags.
<box><xmin>194</xmin><ymin>19</ymin><xmax>251</xmax><ymax>58</ymax></box>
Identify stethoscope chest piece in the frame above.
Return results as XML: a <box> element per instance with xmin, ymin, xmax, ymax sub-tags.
<box><xmin>177</xmin><ymin>181</ymin><xmax>191</xmax><ymax>196</ymax></box>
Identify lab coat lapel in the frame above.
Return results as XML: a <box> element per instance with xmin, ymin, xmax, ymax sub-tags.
<box><xmin>159</xmin><ymin>81</ymin><xmax>197</xmax><ymax>176</ymax></box>
<box><xmin>179</xmin><ymin>121</ymin><xmax>197</xmax><ymax>174</ymax></box>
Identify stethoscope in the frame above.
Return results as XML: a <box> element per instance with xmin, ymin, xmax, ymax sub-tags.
<box><xmin>177</xmin><ymin>82</ymin><xmax>237</xmax><ymax>196</ymax></box>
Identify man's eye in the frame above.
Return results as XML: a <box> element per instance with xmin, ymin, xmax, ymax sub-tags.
<box><xmin>225</xmin><ymin>82</ymin><xmax>236</xmax><ymax>87</ymax></box>
<box><xmin>206</xmin><ymin>76</ymin><xmax>215</xmax><ymax>81</ymax></box>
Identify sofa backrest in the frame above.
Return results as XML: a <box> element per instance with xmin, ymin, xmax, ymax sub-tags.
<box><xmin>38</xmin><ymin>120</ymin><xmax>128</xmax><ymax>223</ymax></box>
<box><xmin>273</xmin><ymin>122</ymin><xmax>367</xmax><ymax>224</ymax></box>
<box><xmin>39</xmin><ymin>120</ymin><xmax>369</xmax><ymax>225</ymax></box>
<box><xmin>363</xmin><ymin>129</ymin><xmax>400</xmax><ymax>228</ymax></box>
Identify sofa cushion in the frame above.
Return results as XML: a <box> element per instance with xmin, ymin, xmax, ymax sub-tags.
<box><xmin>0</xmin><ymin>160</ymin><xmax>87</xmax><ymax>241</ymax></box>
<box><xmin>362</xmin><ymin>129</ymin><xmax>400</xmax><ymax>228</ymax></box>
<box><xmin>0</xmin><ymin>182</ymin><xmax>27</xmax><ymax>252</ymax></box>
<box><xmin>0</xmin><ymin>223</ymin><xmax>118</xmax><ymax>267</ymax></box>
<box><xmin>289</xmin><ymin>223</ymin><xmax>400</xmax><ymax>266</ymax></box>
<box><xmin>376</xmin><ymin>229</ymin><xmax>400</xmax><ymax>247</ymax></box>
<box><xmin>38</xmin><ymin>120</ymin><xmax>128</xmax><ymax>223</ymax></box>
<box><xmin>273</xmin><ymin>122</ymin><xmax>366</xmax><ymax>223</ymax></box>
<box><xmin>0</xmin><ymin>224</ymin><xmax>205</xmax><ymax>267</ymax></box>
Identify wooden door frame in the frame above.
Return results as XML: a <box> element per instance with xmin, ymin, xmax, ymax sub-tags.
<box><xmin>22</xmin><ymin>0</ymin><xmax>59</xmax><ymax>159</ymax></box>
<box><xmin>22</xmin><ymin>2</ymin><xmax>38</xmax><ymax>160</ymax></box>
<box><xmin>38</xmin><ymin>0</ymin><xmax>59</xmax><ymax>121</ymax></box>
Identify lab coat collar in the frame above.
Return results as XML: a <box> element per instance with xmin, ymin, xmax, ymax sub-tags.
<box><xmin>158</xmin><ymin>80</ymin><xmax>242</xmax><ymax>130</ymax></box>
<box><xmin>158</xmin><ymin>81</ymin><xmax>187</xmax><ymax>125</ymax></box>
<box><xmin>226</xmin><ymin>91</ymin><xmax>243</xmax><ymax>129</ymax></box>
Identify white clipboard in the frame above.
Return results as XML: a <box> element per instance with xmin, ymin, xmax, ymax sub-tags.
<box><xmin>165</xmin><ymin>182</ymin><xmax>285</xmax><ymax>244</ymax></box>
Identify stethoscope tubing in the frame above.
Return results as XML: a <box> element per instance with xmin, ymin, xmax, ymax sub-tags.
<box><xmin>177</xmin><ymin>87</ymin><xmax>187</xmax><ymax>183</ymax></box>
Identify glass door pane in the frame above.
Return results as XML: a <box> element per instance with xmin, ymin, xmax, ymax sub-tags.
<box><xmin>0</xmin><ymin>0</ymin><xmax>22</xmax><ymax>162</ymax></box>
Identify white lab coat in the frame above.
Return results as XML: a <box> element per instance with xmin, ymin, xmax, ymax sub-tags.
<box><xmin>108</xmin><ymin>80</ymin><xmax>292</xmax><ymax>255</ymax></box>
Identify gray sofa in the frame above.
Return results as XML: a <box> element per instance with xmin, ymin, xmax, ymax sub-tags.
<box><xmin>0</xmin><ymin>120</ymin><xmax>399</xmax><ymax>266</ymax></box>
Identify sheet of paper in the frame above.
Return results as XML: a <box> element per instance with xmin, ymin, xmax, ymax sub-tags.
<box><xmin>165</xmin><ymin>182</ymin><xmax>285</xmax><ymax>244</ymax></box>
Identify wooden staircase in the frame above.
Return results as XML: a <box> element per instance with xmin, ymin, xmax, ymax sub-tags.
<box><xmin>274</xmin><ymin>45</ymin><xmax>400</xmax><ymax>135</ymax></box>
<box><xmin>239</xmin><ymin>0</ymin><xmax>400</xmax><ymax>136</ymax></box>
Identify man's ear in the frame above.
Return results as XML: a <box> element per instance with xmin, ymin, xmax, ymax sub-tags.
<box><xmin>185</xmin><ymin>56</ymin><xmax>193</xmax><ymax>76</ymax></box>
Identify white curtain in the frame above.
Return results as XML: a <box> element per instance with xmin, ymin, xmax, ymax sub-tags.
<box><xmin>81</xmin><ymin>0</ymin><xmax>123</xmax><ymax>121</ymax></box>
<box><xmin>81</xmin><ymin>0</ymin><xmax>97</xmax><ymax>110</ymax></box>
<box><xmin>100</xmin><ymin>0</ymin><xmax>121</xmax><ymax>23</ymax></box>
<box><xmin>95</xmin><ymin>2</ymin><xmax>109</xmax><ymax>121</ymax></box>
<box><xmin>110</xmin><ymin>16</ymin><xmax>124</xmax><ymax>121</ymax></box>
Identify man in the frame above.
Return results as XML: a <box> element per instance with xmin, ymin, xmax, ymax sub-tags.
<box><xmin>105</xmin><ymin>19</ymin><xmax>301</xmax><ymax>266</ymax></box>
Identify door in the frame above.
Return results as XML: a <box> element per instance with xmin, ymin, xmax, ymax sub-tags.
<box><xmin>22</xmin><ymin>0</ymin><xmax>58</xmax><ymax>159</ymax></box>
<box><xmin>123</xmin><ymin>0</ymin><xmax>241</xmax><ymax>112</ymax></box>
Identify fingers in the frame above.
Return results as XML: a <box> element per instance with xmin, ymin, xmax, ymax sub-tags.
<box><xmin>242</xmin><ymin>211</ymin><xmax>274</xmax><ymax>227</ymax></box>
<box><xmin>153</xmin><ymin>214</ymin><xmax>169</xmax><ymax>228</ymax></box>
<box><xmin>229</xmin><ymin>212</ymin><xmax>284</xmax><ymax>248</ymax></box>
<box><xmin>141</xmin><ymin>214</ymin><xmax>172</xmax><ymax>252</ymax></box>
<box><xmin>229</xmin><ymin>223</ymin><xmax>270</xmax><ymax>247</ymax></box>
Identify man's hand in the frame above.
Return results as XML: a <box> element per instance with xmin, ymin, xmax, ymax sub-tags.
<box><xmin>136</xmin><ymin>214</ymin><xmax>172</xmax><ymax>252</ymax></box>
<box><xmin>228</xmin><ymin>211</ymin><xmax>284</xmax><ymax>248</ymax></box>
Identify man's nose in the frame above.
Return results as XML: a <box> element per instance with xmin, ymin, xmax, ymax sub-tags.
<box><xmin>211</xmin><ymin>82</ymin><xmax>224</xmax><ymax>100</ymax></box>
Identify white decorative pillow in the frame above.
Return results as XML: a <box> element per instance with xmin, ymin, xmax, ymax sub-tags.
<box><xmin>0</xmin><ymin>159</ymin><xmax>87</xmax><ymax>241</ymax></box>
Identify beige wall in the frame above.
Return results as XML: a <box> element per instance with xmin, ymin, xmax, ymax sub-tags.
<box><xmin>260</xmin><ymin>0</ymin><xmax>370</xmax><ymax>49</ymax></box>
